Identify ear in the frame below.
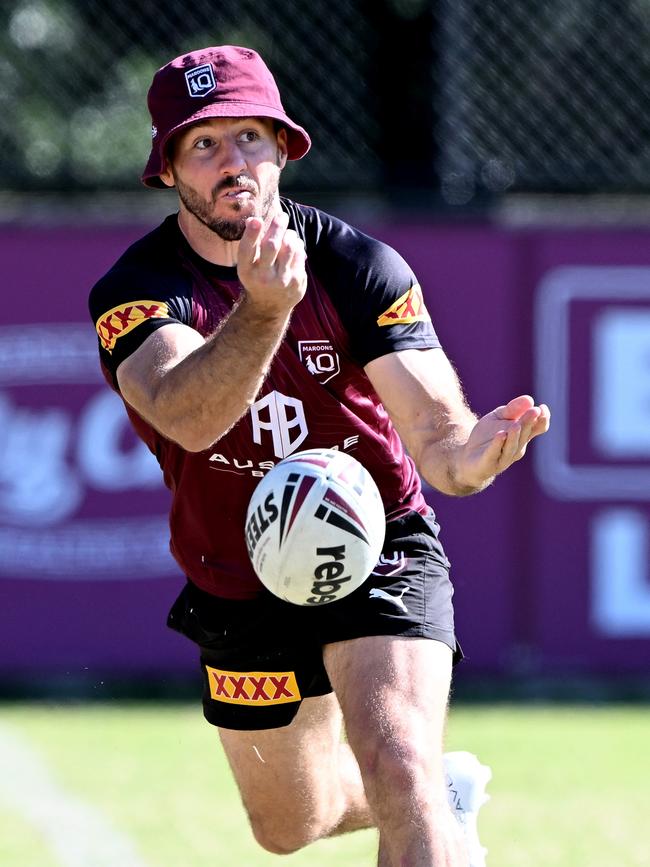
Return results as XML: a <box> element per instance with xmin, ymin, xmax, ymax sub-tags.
<box><xmin>159</xmin><ymin>160</ymin><xmax>175</xmax><ymax>188</ymax></box>
<box><xmin>277</xmin><ymin>127</ymin><xmax>288</xmax><ymax>168</ymax></box>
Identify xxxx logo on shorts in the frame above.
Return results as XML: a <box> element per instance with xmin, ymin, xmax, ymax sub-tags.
<box><xmin>206</xmin><ymin>666</ymin><xmax>301</xmax><ymax>706</ymax></box>
<box><xmin>377</xmin><ymin>284</ymin><xmax>430</xmax><ymax>327</ymax></box>
<box><xmin>95</xmin><ymin>300</ymin><xmax>169</xmax><ymax>353</ymax></box>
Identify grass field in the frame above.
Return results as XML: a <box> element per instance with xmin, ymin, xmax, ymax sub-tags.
<box><xmin>0</xmin><ymin>702</ymin><xmax>648</xmax><ymax>867</ymax></box>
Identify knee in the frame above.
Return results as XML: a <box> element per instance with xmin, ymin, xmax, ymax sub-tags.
<box><xmin>248</xmin><ymin>813</ymin><xmax>319</xmax><ymax>855</ymax></box>
<box><xmin>358</xmin><ymin>738</ymin><xmax>433</xmax><ymax>801</ymax></box>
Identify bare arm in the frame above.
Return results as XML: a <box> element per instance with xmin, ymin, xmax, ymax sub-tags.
<box><xmin>364</xmin><ymin>347</ymin><xmax>550</xmax><ymax>495</ymax></box>
<box><xmin>116</xmin><ymin>211</ymin><xmax>306</xmax><ymax>452</ymax></box>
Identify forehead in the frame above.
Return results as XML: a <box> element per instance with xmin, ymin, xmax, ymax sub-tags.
<box><xmin>175</xmin><ymin>116</ymin><xmax>276</xmax><ymax>142</ymax></box>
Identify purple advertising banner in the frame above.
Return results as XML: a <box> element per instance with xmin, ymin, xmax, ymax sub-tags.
<box><xmin>1</xmin><ymin>220</ymin><xmax>649</xmax><ymax>679</ymax></box>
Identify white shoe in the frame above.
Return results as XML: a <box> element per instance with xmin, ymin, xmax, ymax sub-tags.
<box><xmin>443</xmin><ymin>751</ymin><xmax>491</xmax><ymax>867</ymax></box>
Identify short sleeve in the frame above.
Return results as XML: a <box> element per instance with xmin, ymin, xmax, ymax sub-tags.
<box><xmin>88</xmin><ymin>263</ymin><xmax>192</xmax><ymax>381</ymax></box>
<box><xmin>345</xmin><ymin>240</ymin><xmax>439</xmax><ymax>366</ymax></box>
<box><xmin>300</xmin><ymin>206</ymin><xmax>440</xmax><ymax>367</ymax></box>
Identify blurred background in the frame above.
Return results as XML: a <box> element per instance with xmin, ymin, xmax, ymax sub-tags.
<box><xmin>1</xmin><ymin>1</ymin><xmax>649</xmax><ymax>865</ymax></box>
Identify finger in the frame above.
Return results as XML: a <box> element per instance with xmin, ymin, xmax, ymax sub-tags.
<box><xmin>528</xmin><ymin>407</ymin><xmax>551</xmax><ymax>439</ymax></box>
<box><xmin>518</xmin><ymin>403</ymin><xmax>550</xmax><ymax>440</ymax></box>
<box><xmin>478</xmin><ymin>428</ymin><xmax>510</xmax><ymax>470</ymax></box>
<box><xmin>511</xmin><ymin>414</ymin><xmax>550</xmax><ymax>463</ymax></box>
<box><xmin>497</xmin><ymin>407</ymin><xmax>549</xmax><ymax>470</ymax></box>
<box><xmin>495</xmin><ymin>395</ymin><xmax>535</xmax><ymax>421</ymax></box>
<box><xmin>539</xmin><ymin>403</ymin><xmax>551</xmax><ymax>426</ymax></box>
<box><xmin>485</xmin><ymin>402</ymin><xmax>550</xmax><ymax>475</ymax></box>
<box><xmin>275</xmin><ymin>231</ymin><xmax>305</xmax><ymax>280</ymax></box>
<box><xmin>238</xmin><ymin>217</ymin><xmax>264</xmax><ymax>264</ymax></box>
<box><xmin>496</xmin><ymin>424</ymin><xmax>524</xmax><ymax>468</ymax></box>
<box><xmin>275</xmin><ymin>252</ymin><xmax>304</xmax><ymax>294</ymax></box>
<box><xmin>257</xmin><ymin>211</ymin><xmax>290</xmax><ymax>267</ymax></box>
<box><xmin>517</xmin><ymin>406</ymin><xmax>542</xmax><ymax>438</ymax></box>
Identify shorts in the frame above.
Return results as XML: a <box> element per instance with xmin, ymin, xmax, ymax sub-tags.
<box><xmin>167</xmin><ymin>508</ymin><xmax>461</xmax><ymax>731</ymax></box>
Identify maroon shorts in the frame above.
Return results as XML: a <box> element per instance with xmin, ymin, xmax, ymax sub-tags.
<box><xmin>167</xmin><ymin>508</ymin><xmax>461</xmax><ymax>731</ymax></box>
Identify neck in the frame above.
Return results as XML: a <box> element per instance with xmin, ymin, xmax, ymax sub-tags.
<box><xmin>176</xmin><ymin>197</ymin><xmax>282</xmax><ymax>267</ymax></box>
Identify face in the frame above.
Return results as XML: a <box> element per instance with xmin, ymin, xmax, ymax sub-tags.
<box><xmin>160</xmin><ymin>117</ymin><xmax>288</xmax><ymax>241</ymax></box>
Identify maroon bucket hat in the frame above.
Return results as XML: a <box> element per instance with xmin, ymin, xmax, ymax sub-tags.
<box><xmin>141</xmin><ymin>45</ymin><xmax>311</xmax><ymax>188</ymax></box>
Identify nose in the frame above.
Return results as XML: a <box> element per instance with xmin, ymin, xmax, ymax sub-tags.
<box><xmin>218</xmin><ymin>136</ymin><xmax>247</xmax><ymax>175</ymax></box>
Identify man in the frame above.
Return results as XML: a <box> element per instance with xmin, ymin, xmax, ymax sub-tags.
<box><xmin>89</xmin><ymin>45</ymin><xmax>549</xmax><ymax>866</ymax></box>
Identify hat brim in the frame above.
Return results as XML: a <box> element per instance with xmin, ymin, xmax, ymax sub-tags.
<box><xmin>141</xmin><ymin>102</ymin><xmax>311</xmax><ymax>189</ymax></box>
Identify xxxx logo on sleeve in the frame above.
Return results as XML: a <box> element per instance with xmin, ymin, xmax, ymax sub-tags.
<box><xmin>377</xmin><ymin>283</ymin><xmax>430</xmax><ymax>327</ymax></box>
<box><xmin>206</xmin><ymin>666</ymin><xmax>302</xmax><ymax>706</ymax></box>
<box><xmin>95</xmin><ymin>300</ymin><xmax>169</xmax><ymax>352</ymax></box>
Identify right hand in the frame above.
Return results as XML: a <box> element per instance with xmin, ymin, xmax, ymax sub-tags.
<box><xmin>237</xmin><ymin>211</ymin><xmax>307</xmax><ymax>318</ymax></box>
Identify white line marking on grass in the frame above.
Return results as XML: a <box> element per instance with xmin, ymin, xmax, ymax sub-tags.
<box><xmin>0</xmin><ymin>722</ymin><xmax>148</xmax><ymax>866</ymax></box>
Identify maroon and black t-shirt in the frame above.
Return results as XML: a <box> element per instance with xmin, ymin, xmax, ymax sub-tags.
<box><xmin>88</xmin><ymin>198</ymin><xmax>440</xmax><ymax>599</ymax></box>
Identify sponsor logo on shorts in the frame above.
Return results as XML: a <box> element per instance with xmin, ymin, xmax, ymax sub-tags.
<box><xmin>369</xmin><ymin>585</ymin><xmax>410</xmax><ymax>614</ymax></box>
<box><xmin>95</xmin><ymin>301</ymin><xmax>169</xmax><ymax>353</ymax></box>
<box><xmin>377</xmin><ymin>284</ymin><xmax>430</xmax><ymax>327</ymax></box>
<box><xmin>185</xmin><ymin>63</ymin><xmax>217</xmax><ymax>97</ymax></box>
<box><xmin>206</xmin><ymin>667</ymin><xmax>301</xmax><ymax>705</ymax></box>
<box><xmin>372</xmin><ymin>550</ymin><xmax>407</xmax><ymax>577</ymax></box>
<box><xmin>298</xmin><ymin>339</ymin><xmax>340</xmax><ymax>384</ymax></box>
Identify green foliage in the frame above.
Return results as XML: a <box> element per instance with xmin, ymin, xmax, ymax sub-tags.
<box><xmin>0</xmin><ymin>2</ymin><xmax>152</xmax><ymax>189</ymax></box>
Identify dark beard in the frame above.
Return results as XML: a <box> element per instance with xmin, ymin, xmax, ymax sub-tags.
<box><xmin>174</xmin><ymin>173</ymin><xmax>278</xmax><ymax>241</ymax></box>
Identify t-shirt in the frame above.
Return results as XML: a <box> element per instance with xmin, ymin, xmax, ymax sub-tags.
<box><xmin>88</xmin><ymin>198</ymin><xmax>440</xmax><ymax>599</ymax></box>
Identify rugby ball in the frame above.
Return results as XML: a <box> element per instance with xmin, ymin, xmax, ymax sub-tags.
<box><xmin>245</xmin><ymin>449</ymin><xmax>385</xmax><ymax>605</ymax></box>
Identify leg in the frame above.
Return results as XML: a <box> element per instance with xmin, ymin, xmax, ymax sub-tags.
<box><xmin>324</xmin><ymin>635</ymin><xmax>468</xmax><ymax>867</ymax></box>
<box><xmin>218</xmin><ymin>690</ymin><xmax>372</xmax><ymax>854</ymax></box>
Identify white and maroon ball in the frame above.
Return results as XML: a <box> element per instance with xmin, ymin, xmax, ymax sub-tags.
<box><xmin>245</xmin><ymin>449</ymin><xmax>386</xmax><ymax>605</ymax></box>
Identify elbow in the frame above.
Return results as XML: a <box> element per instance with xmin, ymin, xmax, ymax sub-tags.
<box><xmin>140</xmin><ymin>407</ymin><xmax>217</xmax><ymax>453</ymax></box>
<box><xmin>174</xmin><ymin>435</ymin><xmax>213</xmax><ymax>454</ymax></box>
<box><xmin>142</xmin><ymin>385</ymin><xmax>243</xmax><ymax>453</ymax></box>
<box><xmin>161</xmin><ymin>406</ymin><xmax>239</xmax><ymax>453</ymax></box>
<box><xmin>164</xmin><ymin>422</ymin><xmax>218</xmax><ymax>453</ymax></box>
<box><xmin>148</xmin><ymin>394</ymin><xmax>221</xmax><ymax>454</ymax></box>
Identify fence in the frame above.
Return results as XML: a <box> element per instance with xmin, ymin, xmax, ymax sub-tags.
<box><xmin>2</xmin><ymin>1</ymin><xmax>650</xmax><ymax>199</ymax></box>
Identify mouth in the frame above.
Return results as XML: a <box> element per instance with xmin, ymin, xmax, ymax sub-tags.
<box><xmin>220</xmin><ymin>187</ymin><xmax>256</xmax><ymax>201</ymax></box>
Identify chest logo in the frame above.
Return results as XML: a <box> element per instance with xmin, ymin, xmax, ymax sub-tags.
<box><xmin>377</xmin><ymin>284</ymin><xmax>430</xmax><ymax>327</ymax></box>
<box><xmin>298</xmin><ymin>339</ymin><xmax>340</xmax><ymax>384</ymax></box>
<box><xmin>250</xmin><ymin>391</ymin><xmax>308</xmax><ymax>459</ymax></box>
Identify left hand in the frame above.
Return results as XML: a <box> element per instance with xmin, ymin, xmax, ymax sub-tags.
<box><xmin>455</xmin><ymin>395</ymin><xmax>550</xmax><ymax>490</ymax></box>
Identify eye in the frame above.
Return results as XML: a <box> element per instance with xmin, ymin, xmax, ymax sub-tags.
<box><xmin>238</xmin><ymin>130</ymin><xmax>260</xmax><ymax>144</ymax></box>
<box><xmin>194</xmin><ymin>137</ymin><xmax>214</xmax><ymax>150</ymax></box>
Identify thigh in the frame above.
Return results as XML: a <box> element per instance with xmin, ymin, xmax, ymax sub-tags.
<box><xmin>219</xmin><ymin>691</ymin><xmax>345</xmax><ymax>824</ymax></box>
<box><xmin>313</xmin><ymin>509</ymin><xmax>461</xmax><ymax>663</ymax></box>
<box><xmin>324</xmin><ymin>635</ymin><xmax>453</xmax><ymax>797</ymax></box>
